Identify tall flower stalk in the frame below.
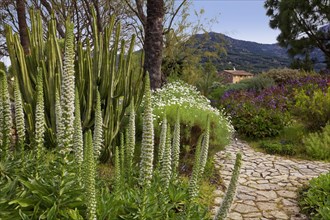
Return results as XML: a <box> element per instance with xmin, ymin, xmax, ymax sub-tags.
<box><xmin>158</xmin><ymin>116</ymin><xmax>167</xmax><ymax>164</ymax></box>
<box><xmin>160</xmin><ymin>125</ymin><xmax>172</xmax><ymax>190</ymax></box>
<box><xmin>139</xmin><ymin>74</ymin><xmax>154</xmax><ymax>187</ymax></box>
<box><xmin>214</xmin><ymin>153</ymin><xmax>242</xmax><ymax>220</ymax></box>
<box><xmin>55</xmin><ymin>89</ymin><xmax>63</xmax><ymax>147</ymax></box>
<box><xmin>93</xmin><ymin>90</ymin><xmax>103</xmax><ymax>159</ymax></box>
<box><xmin>60</xmin><ymin>20</ymin><xmax>75</xmax><ymax>153</ymax></box>
<box><xmin>84</xmin><ymin>130</ymin><xmax>97</xmax><ymax>220</ymax></box>
<box><xmin>0</xmin><ymin>70</ymin><xmax>12</xmax><ymax>156</ymax></box>
<box><xmin>172</xmin><ymin>111</ymin><xmax>180</xmax><ymax>174</ymax></box>
<box><xmin>73</xmin><ymin>89</ymin><xmax>83</xmax><ymax>165</ymax></box>
<box><xmin>188</xmin><ymin>134</ymin><xmax>204</xmax><ymax>198</ymax></box>
<box><xmin>14</xmin><ymin>77</ymin><xmax>25</xmax><ymax>150</ymax></box>
<box><xmin>126</xmin><ymin>100</ymin><xmax>136</xmax><ymax>175</ymax></box>
<box><xmin>35</xmin><ymin>70</ymin><xmax>45</xmax><ymax>160</ymax></box>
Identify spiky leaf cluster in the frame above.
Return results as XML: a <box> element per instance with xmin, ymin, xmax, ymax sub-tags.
<box><xmin>172</xmin><ymin>112</ymin><xmax>180</xmax><ymax>174</ymax></box>
<box><xmin>84</xmin><ymin>130</ymin><xmax>97</xmax><ymax>220</ymax></box>
<box><xmin>0</xmin><ymin>70</ymin><xmax>12</xmax><ymax>155</ymax></box>
<box><xmin>35</xmin><ymin>71</ymin><xmax>45</xmax><ymax>159</ymax></box>
<box><xmin>139</xmin><ymin>75</ymin><xmax>154</xmax><ymax>187</ymax></box>
<box><xmin>160</xmin><ymin>125</ymin><xmax>172</xmax><ymax>190</ymax></box>
<box><xmin>73</xmin><ymin>89</ymin><xmax>83</xmax><ymax>164</ymax></box>
<box><xmin>158</xmin><ymin>116</ymin><xmax>167</xmax><ymax>163</ymax></box>
<box><xmin>214</xmin><ymin>153</ymin><xmax>242</xmax><ymax>220</ymax></box>
<box><xmin>14</xmin><ymin>77</ymin><xmax>25</xmax><ymax>149</ymax></box>
<box><xmin>93</xmin><ymin>90</ymin><xmax>103</xmax><ymax>159</ymax></box>
<box><xmin>60</xmin><ymin>21</ymin><xmax>75</xmax><ymax>153</ymax></box>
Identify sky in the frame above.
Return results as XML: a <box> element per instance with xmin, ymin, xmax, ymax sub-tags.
<box><xmin>189</xmin><ymin>0</ymin><xmax>280</xmax><ymax>44</ymax></box>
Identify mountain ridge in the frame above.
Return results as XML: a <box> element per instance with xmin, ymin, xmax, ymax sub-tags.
<box><xmin>192</xmin><ymin>32</ymin><xmax>325</xmax><ymax>73</ymax></box>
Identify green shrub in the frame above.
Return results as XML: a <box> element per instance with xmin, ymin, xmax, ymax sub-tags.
<box><xmin>261</xmin><ymin>68</ymin><xmax>309</xmax><ymax>84</ymax></box>
<box><xmin>299</xmin><ymin>172</ymin><xmax>330</xmax><ymax>219</ymax></box>
<box><xmin>303</xmin><ymin>124</ymin><xmax>330</xmax><ymax>160</ymax></box>
<box><xmin>294</xmin><ymin>87</ymin><xmax>330</xmax><ymax>131</ymax></box>
<box><xmin>225</xmin><ymin>75</ymin><xmax>275</xmax><ymax>93</ymax></box>
<box><xmin>150</xmin><ymin>80</ymin><xmax>233</xmax><ymax>148</ymax></box>
<box><xmin>260</xmin><ymin>141</ymin><xmax>295</xmax><ymax>156</ymax></box>
<box><xmin>230</xmin><ymin>104</ymin><xmax>290</xmax><ymax>139</ymax></box>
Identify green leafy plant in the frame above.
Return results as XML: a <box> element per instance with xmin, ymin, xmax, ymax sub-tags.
<box><xmin>294</xmin><ymin>87</ymin><xmax>330</xmax><ymax>131</ymax></box>
<box><xmin>150</xmin><ymin>80</ymin><xmax>233</xmax><ymax>149</ymax></box>
<box><xmin>260</xmin><ymin>141</ymin><xmax>295</xmax><ymax>156</ymax></box>
<box><xmin>299</xmin><ymin>172</ymin><xmax>330</xmax><ymax>219</ymax></box>
<box><xmin>303</xmin><ymin>124</ymin><xmax>330</xmax><ymax>160</ymax></box>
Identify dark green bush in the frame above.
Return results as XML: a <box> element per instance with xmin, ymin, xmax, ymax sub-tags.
<box><xmin>260</xmin><ymin>141</ymin><xmax>295</xmax><ymax>156</ymax></box>
<box><xmin>299</xmin><ymin>172</ymin><xmax>330</xmax><ymax>219</ymax></box>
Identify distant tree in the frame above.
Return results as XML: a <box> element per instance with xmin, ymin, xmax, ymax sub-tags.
<box><xmin>265</xmin><ymin>0</ymin><xmax>330</xmax><ymax>68</ymax></box>
<box><xmin>290</xmin><ymin>53</ymin><xmax>314</xmax><ymax>72</ymax></box>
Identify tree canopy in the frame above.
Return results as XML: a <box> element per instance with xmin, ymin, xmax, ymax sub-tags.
<box><xmin>265</xmin><ymin>0</ymin><xmax>330</xmax><ymax>68</ymax></box>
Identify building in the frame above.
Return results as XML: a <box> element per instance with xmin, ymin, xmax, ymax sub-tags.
<box><xmin>219</xmin><ymin>69</ymin><xmax>254</xmax><ymax>84</ymax></box>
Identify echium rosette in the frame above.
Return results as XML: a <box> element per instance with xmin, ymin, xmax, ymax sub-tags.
<box><xmin>60</xmin><ymin>20</ymin><xmax>75</xmax><ymax>154</ymax></box>
<box><xmin>84</xmin><ymin>130</ymin><xmax>97</xmax><ymax>220</ymax></box>
<box><xmin>160</xmin><ymin>125</ymin><xmax>172</xmax><ymax>190</ymax></box>
<box><xmin>35</xmin><ymin>70</ymin><xmax>45</xmax><ymax>160</ymax></box>
<box><xmin>0</xmin><ymin>70</ymin><xmax>12</xmax><ymax>154</ymax></box>
<box><xmin>14</xmin><ymin>77</ymin><xmax>25</xmax><ymax>149</ymax></box>
<box><xmin>139</xmin><ymin>74</ymin><xmax>154</xmax><ymax>187</ymax></box>
<box><xmin>93</xmin><ymin>90</ymin><xmax>103</xmax><ymax>159</ymax></box>
<box><xmin>172</xmin><ymin>111</ymin><xmax>180</xmax><ymax>175</ymax></box>
<box><xmin>73</xmin><ymin>89</ymin><xmax>83</xmax><ymax>165</ymax></box>
<box><xmin>158</xmin><ymin>116</ymin><xmax>167</xmax><ymax>164</ymax></box>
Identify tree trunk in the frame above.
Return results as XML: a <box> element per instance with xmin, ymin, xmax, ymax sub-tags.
<box><xmin>16</xmin><ymin>0</ymin><xmax>30</xmax><ymax>55</ymax></box>
<box><xmin>144</xmin><ymin>0</ymin><xmax>164</xmax><ymax>90</ymax></box>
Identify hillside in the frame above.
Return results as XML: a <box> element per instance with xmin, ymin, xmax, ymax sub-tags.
<box><xmin>191</xmin><ymin>32</ymin><xmax>325</xmax><ymax>73</ymax></box>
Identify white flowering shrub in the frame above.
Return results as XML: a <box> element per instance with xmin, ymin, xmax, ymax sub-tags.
<box><xmin>150</xmin><ymin>80</ymin><xmax>233</xmax><ymax>148</ymax></box>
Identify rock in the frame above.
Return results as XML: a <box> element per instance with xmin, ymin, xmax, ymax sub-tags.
<box><xmin>233</xmin><ymin>203</ymin><xmax>259</xmax><ymax>214</ymax></box>
<box><xmin>256</xmin><ymin>202</ymin><xmax>278</xmax><ymax>211</ymax></box>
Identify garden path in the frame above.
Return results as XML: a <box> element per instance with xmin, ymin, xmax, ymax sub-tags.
<box><xmin>212</xmin><ymin>140</ymin><xmax>330</xmax><ymax>220</ymax></box>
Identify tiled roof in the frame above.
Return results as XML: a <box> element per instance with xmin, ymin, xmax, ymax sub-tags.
<box><xmin>221</xmin><ymin>70</ymin><xmax>254</xmax><ymax>76</ymax></box>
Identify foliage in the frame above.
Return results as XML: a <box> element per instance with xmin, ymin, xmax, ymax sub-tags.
<box><xmin>294</xmin><ymin>87</ymin><xmax>330</xmax><ymax>131</ymax></box>
<box><xmin>225</xmin><ymin>75</ymin><xmax>275</xmax><ymax>93</ymax></box>
<box><xmin>303</xmin><ymin>124</ymin><xmax>330</xmax><ymax>161</ymax></box>
<box><xmin>261</xmin><ymin>68</ymin><xmax>308</xmax><ymax>84</ymax></box>
<box><xmin>0</xmin><ymin>152</ymin><xmax>86</xmax><ymax>219</ymax></box>
<box><xmin>214</xmin><ymin>153</ymin><xmax>242</xmax><ymax>220</ymax></box>
<box><xmin>5</xmin><ymin>11</ymin><xmax>143</xmax><ymax>160</ymax></box>
<box><xmin>260</xmin><ymin>141</ymin><xmax>295</xmax><ymax>156</ymax></box>
<box><xmin>221</xmin><ymin>89</ymin><xmax>291</xmax><ymax>138</ymax></box>
<box><xmin>265</xmin><ymin>0</ymin><xmax>330</xmax><ymax>68</ymax></box>
<box><xmin>299</xmin><ymin>172</ymin><xmax>330</xmax><ymax>219</ymax></box>
<box><xmin>0</xmin><ymin>69</ymin><xmax>12</xmax><ymax>157</ymax></box>
<box><xmin>150</xmin><ymin>80</ymin><xmax>233</xmax><ymax>148</ymax></box>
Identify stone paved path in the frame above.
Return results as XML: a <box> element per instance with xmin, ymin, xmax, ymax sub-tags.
<box><xmin>212</xmin><ymin>140</ymin><xmax>330</xmax><ymax>220</ymax></box>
